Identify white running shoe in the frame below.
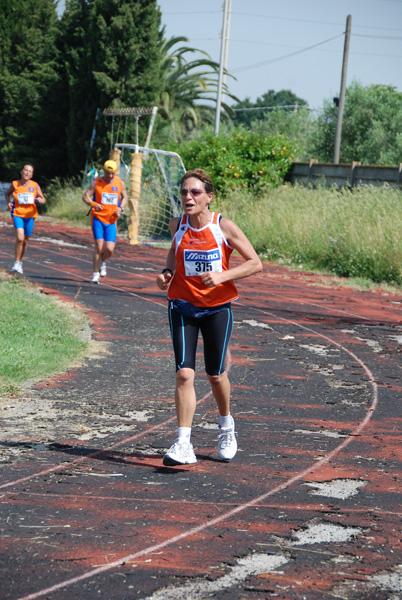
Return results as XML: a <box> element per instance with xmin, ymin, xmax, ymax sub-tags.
<box><xmin>91</xmin><ymin>272</ymin><xmax>100</xmax><ymax>284</ymax></box>
<box><xmin>99</xmin><ymin>262</ymin><xmax>107</xmax><ymax>277</ymax></box>
<box><xmin>163</xmin><ymin>439</ymin><xmax>197</xmax><ymax>466</ymax></box>
<box><xmin>218</xmin><ymin>420</ymin><xmax>237</xmax><ymax>461</ymax></box>
<box><xmin>11</xmin><ymin>261</ymin><xmax>23</xmax><ymax>274</ymax></box>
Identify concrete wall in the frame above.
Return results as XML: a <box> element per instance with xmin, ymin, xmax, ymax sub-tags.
<box><xmin>285</xmin><ymin>161</ymin><xmax>402</xmax><ymax>188</ymax></box>
<box><xmin>0</xmin><ymin>182</ymin><xmax>11</xmax><ymax>210</ymax></box>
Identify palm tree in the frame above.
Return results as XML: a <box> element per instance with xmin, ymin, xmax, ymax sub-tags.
<box><xmin>159</xmin><ymin>36</ymin><xmax>237</xmax><ymax>139</ymax></box>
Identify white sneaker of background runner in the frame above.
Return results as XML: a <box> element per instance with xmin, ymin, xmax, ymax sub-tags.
<box><xmin>99</xmin><ymin>262</ymin><xmax>107</xmax><ymax>277</ymax></box>
<box><xmin>163</xmin><ymin>439</ymin><xmax>197</xmax><ymax>466</ymax></box>
<box><xmin>218</xmin><ymin>419</ymin><xmax>237</xmax><ymax>460</ymax></box>
<box><xmin>11</xmin><ymin>261</ymin><xmax>23</xmax><ymax>274</ymax></box>
<box><xmin>91</xmin><ymin>272</ymin><xmax>100</xmax><ymax>284</ymax></box>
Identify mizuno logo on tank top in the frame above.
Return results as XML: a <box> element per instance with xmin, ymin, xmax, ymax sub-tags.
<box><xmin>185</xmin><ymin>250</ymin><xmax>220</xmax><ymax>261</ymax></box>
<box><xmin>184</xmin><ymin>249</ymin><xmax>221</xmax><ymax>276</ymax></box>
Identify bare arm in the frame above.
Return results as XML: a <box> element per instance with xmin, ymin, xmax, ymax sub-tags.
<box><xmin>82</xmin><ymin>181</ymin><xmax>95</xmax><ymax>206</ymax></box>
<box><xmin>82</xmin><ymin>181</ymin><xmax>103</xmax><ymax>212</ymax></box>
<box><xmin>199</xmin><ymin>217</ymin><xmax>262</xmax><ymax>288</ymax></box>
<box><xmin>114</xmin><ymin>180</ymin><xmax>128</xmax><ymax>217</ymax></box>
<box><xmin>36</xmin><ymin>184</ymin><xmax>46</xmax><ymax>205</ymax></box>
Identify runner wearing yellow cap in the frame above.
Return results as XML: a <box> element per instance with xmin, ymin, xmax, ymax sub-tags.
<box><xmin>82</xmin><ymin>160</ymin><xmax>128</xmax><ymax>283</ymax></box>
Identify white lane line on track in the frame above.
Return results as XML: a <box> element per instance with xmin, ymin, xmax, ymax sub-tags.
<box><xmin>2</xmin><ymin>251</ymin><xmax>380</xmax><ymax>600</ymax></box>
<box><xmin>0</xmin><ymin>237</ymin><xmax>378</xmax><ymax>600</ymax></box>
<box><xmin>0</xmin><ymin>253</ymin><xmax>370</xmax><ymax>491</ymax></box>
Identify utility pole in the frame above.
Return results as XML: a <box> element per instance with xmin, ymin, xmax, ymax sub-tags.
<box><xmin>333</xmin><ymin>14</ymin><xmax>352</xmax><ymax>163</ymax></box>
<box><xmin>214</xmin><ymin>0</ymin><xmax>232</xmax><ymax>136</ymax></box>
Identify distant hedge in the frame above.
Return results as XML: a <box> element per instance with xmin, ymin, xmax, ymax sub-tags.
<box><xmin>171</xmin><ymin>127</ymin><xmax>298</xmax><ymax>194</ymax></box>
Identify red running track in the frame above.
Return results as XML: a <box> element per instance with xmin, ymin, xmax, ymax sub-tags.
<box><xmin>0</xmin><ymin>217</ymin><xmax>401</xmax><ymax>600</ymax></box>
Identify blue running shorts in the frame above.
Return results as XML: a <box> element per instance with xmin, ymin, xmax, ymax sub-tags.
<box><xmin>92</xmin><ymin>216</ymin><xmax>117</xmax><ymax>242</ymax></box>
<box><xmin>13</xmin><ymin>216</ymin><xmax>35</xmax><ymax>237</ymax></box>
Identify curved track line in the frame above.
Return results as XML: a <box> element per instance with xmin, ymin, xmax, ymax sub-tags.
<box><xmin>0</xmin><ymin>371</ymin><xmax>225</xmax><ymax>490</ymax></box>
<box><xmin>32</xmin><ymin>239</ymin><xmax>402</xmax><ymax>322</ymax></box>
<box><xmin>32</xmin><ymin>243</ymin><xmax>382</xmax><ymax>322</ymax></box>
<box><xmin>0</xmin><ymin>268</ymin><xmax>372</xmax><ymax>492</ymax></box>
<box><xmin>249</xmin><ymin>273</ymin><xmax>401</xmax><ymax>322</ymax></box>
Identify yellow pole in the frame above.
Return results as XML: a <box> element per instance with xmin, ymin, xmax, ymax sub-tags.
<box><xmin>128</xmin><ymin>152</ymin><xmax>142</xmax><ymax>245</ymax></box>
<box><xmin>109</xmin><ymin>148</ymin><xmax>121</xmax><ymax>174</ymax></box>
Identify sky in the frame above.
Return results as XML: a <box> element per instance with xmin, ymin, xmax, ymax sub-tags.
<box><xmin>57</xmin><ymin>0</ymin><xmax>402</xmax><ymax>110</ymax></box>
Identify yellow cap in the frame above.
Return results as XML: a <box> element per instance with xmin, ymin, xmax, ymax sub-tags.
<box><xmin>103</xmin><ymin>160</ymin><xmax>118</xmax><ymax>173</ymax></box>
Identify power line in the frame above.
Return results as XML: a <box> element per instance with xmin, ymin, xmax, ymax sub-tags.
<box><xmin>348</xmin><ymin>50</ymin><xmax>402</xmax><ymax>58</ymax></box>
<box><xmin>231</xmin><ymin>33</ymin><xmax>343</xmax><ymax>73</ymax></box>
<box><xmin>191</xmin><ymin>37</ymin><xmax>402</xmax><ymax>59</ymax></box>
<box><xmin>231</xmin><ymin>11</ymin><xmax>402</xmax><ymax>33</ymax></box>
<box><xmin>230</xmin><ymin>38</ymin><xmax>337</xmax><ymax>49</ymax></box>
<box><xmin>163</xmin><ymin>10</ymin><xmax>402</xmax><ymax>33</ymax></box>
<box><xmin>352</xmin><ymin>33</ymin><xmax>402</xmax><ymax>39</ymax></box>
<box><xmin>232</xmin><ymin>105</ymin><xmax>312</xmax><ymax>111</ymax></box>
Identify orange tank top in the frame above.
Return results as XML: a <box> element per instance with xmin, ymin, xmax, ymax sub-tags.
<box><xmin>167</xmin><ymin>212</ymin><xmax>238</xmax><ymax>308</ymax></box>
<box><xmin>12</xmin><ymin>180</ymin><xmax>39</xmax><ymax>218</ymax></box>
<box><xmin>93</xmin><ymin>176</ymin><xmax>122</xmax><ymax>225</ymax></box>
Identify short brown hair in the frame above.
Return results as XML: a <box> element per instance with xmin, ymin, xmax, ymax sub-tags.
<box><xmin>180</xmin><ymin>169</ymin><xmax>214</xmax><ymax>194</ymax></box>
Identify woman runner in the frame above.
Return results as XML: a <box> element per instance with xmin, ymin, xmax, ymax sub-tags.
<box><xmin>5</xmin><ymin>164</ymin><xmax>46</xmax><ymax>275</ymax></box>
<box><xmin>156</xmin><ymin>169</ymin><xmax>262</xmax><ymax>466</ymax></box>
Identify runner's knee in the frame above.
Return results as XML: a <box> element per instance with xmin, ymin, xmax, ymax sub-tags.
<box><xmin>207</xmin><ymin>372</ymin><xmax>227</xmax><ymax>386</ymax></box>
<box><xmin>176</xmin><ymin>368</ymin><xmax>195</xmax><ymax>386</ymax></box>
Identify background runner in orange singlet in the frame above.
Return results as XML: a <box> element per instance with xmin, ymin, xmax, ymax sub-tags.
<box><xmin>82</xmin><ymin>159</ymin><xmax>127</xmax><ymax>284</ymax></box>
<box><xmin>5</xmin><ymin>164</ymin><xmax>46</xmax><ymax>275</ymax></box>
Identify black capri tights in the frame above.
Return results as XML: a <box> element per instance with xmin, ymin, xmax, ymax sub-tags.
<box><xmin>168</xmin><ymin>304</ymin><xmax>233</xmax><ymax>375</ymax></box>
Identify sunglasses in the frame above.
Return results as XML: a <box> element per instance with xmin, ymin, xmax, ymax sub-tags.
<box><xmin>180</xmin><ymin>188</ymin><xmax>204</xmax><ymax>197</ymax></box>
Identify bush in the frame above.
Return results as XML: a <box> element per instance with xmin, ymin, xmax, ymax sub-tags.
<box><xmin>169</xmin><ymin>127</ymin><xmax>298</xmax><ymax>194</ymax></box>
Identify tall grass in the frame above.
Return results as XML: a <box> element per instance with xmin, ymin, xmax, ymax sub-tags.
<box><xmin>45</xmin><ymin>178</ymin><xmax>90</xmax><ymax>225</ymax></box>
<box><xmin>215</xmin><ymin>184</ymin><xmax>402</xmax><ymax>286</ymax></box>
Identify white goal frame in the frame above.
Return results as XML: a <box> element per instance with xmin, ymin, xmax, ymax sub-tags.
<box><xmin>114</xmin><ymin>144</ymin><xmax>186</xmax><ymax>243</ymax></box>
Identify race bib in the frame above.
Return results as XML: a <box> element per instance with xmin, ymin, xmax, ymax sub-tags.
<box><xmin>101</xmin><ymin>192</ymin><xmax>118</xmax><ymax>205</ymax></box>
<box><xmin>17</xmin><ymin>192</ymin><xmax>34</xmax><ymax>205</ymax></box>
<box><xmin>184</xmin><ymin>248</ymin><xmax>222</xmax><ymax>277</ymax></box>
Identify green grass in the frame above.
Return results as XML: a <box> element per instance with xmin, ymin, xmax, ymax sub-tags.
<box><xmin>0</xmin><ymin>274</ymin><xmax>89</xmax><ymax>398</ymax></box>
<box><xmin>214</xmin><ymin>183</ymin><xmax>402</xmax><ymax>287</ymax></box>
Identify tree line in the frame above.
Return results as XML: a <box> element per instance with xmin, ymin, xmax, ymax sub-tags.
<box><xmin>0</xmin><ymin>0</ymin><xmax>164</xmax><ymax>180</ymax></box>
<box><xmin>230</xmin><ymin>82</ymin><xmax>402</xmax><ymax>167</ymax></box>
<box><xmin>1</xmin><ymin>0</ymin><xmax>401</xmax><ymax>184</ymax></box>
<box><xmin>0</xmin><ymin>0</ymin><xmax>240</xmax><ymax>182</ymax></box>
